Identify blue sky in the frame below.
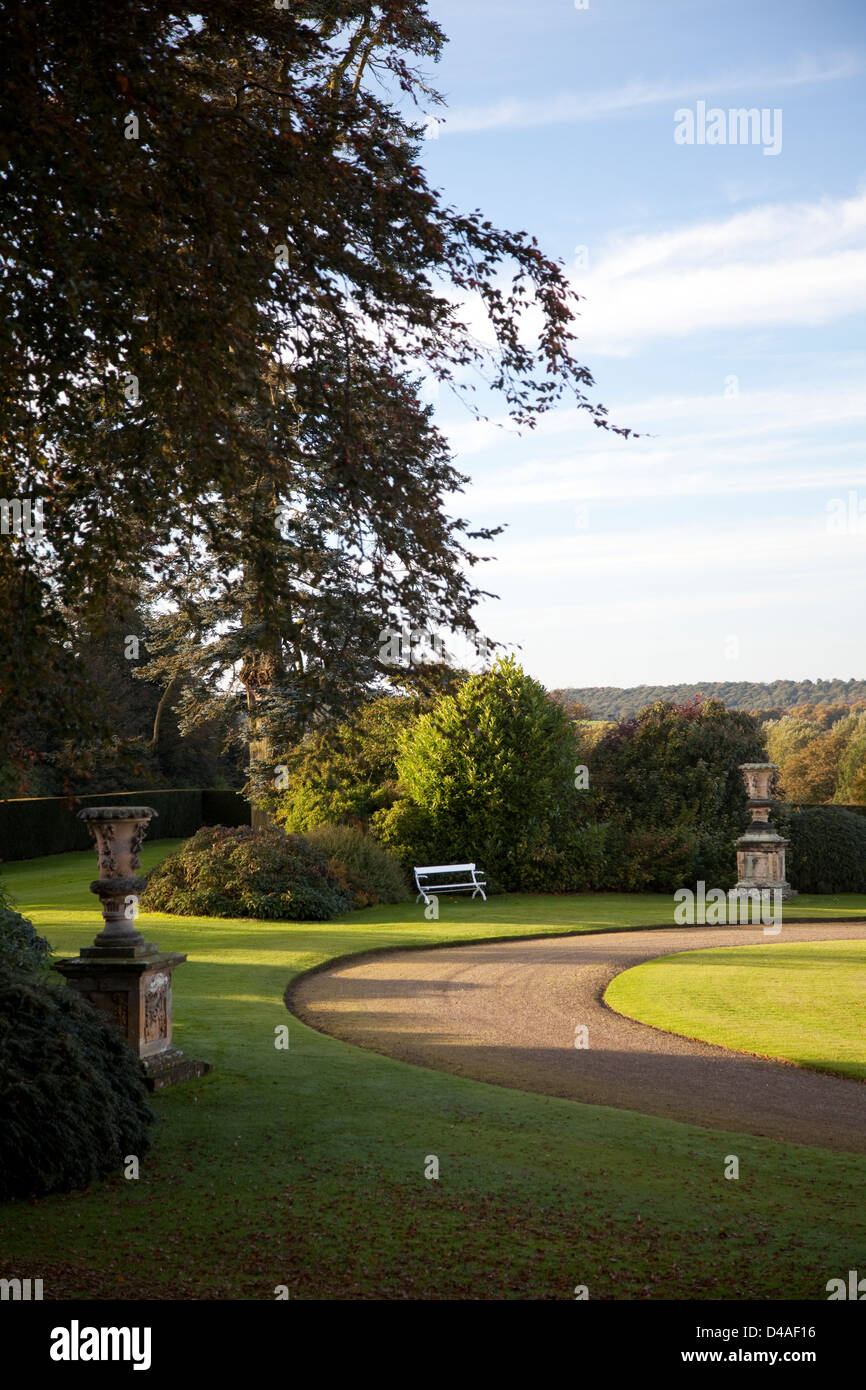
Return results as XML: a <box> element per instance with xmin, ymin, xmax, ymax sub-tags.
<box><xmin>415</xmin><ymin>0</ymin><xmax>866</xmax><ymax>689</ymax></box>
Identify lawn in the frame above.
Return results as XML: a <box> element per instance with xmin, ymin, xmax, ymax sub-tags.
<box><xmin>1</xmin><ymin>843</ymin><xmax>865</xmax><ymax>1300</ymax></box>
<box><xmin>605</xmin><ymin>939</ymin><xmax>866</xmax><ymax>1081</ymax></box>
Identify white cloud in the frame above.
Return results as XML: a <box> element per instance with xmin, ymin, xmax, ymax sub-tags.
<box><xmin>445</xmin><ymin>380</ymin><xmax>866</xmax><ymax>507</ymax></box>
<box><xmin>575</xmin><ymin>192</ymin><xmax>866</xmax><ymax>351</ymax></box>
<box><xmin>595</xmin><ymin>193</ymin><xmax>866</xmax><ymax>278</ymax></box>
<box><xmin>488</xmin><ymin>523</ymin><xmax>865</xmax><ymax>582</ymax></box>
<box><xmin>431</xmin><ymin>190</ymin><xmax>866</xmax><ymax>364</ymax></box>
<box><xmin>442</xmin><ymin>56</ymin><xmax>860</xmax><ymax>135</ymax></box>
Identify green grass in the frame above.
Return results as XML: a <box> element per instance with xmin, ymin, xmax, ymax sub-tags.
<box><xmin>605</xmin><ymin>939</ymin><xmax>866</xmax><ymax>1082</ymax></box>
<box><xmin>1</xmin><ymin>843</ymin><xmax>865</xmax><ymax>1300</ymax></box>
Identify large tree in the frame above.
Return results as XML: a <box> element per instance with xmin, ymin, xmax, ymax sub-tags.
<box><xmin>588</xmin><ymin>697</ymin><xmax>766</xmax><ymax>885</ymax></box>
<box><xmin>1</xmin><ymin>2</ymin><xmax>629</xmax><ymax>788</ymax></box>
<box><xmin>374</xmin><ymin>657</ymin><xmax>582</xmax><ymax>888</ymax></box>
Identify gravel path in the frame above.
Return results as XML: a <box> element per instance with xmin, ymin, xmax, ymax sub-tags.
<box><xmin>290</xmin><ymin>922</ymin><xmax>866</xmax><ymax>1153</ymax></box>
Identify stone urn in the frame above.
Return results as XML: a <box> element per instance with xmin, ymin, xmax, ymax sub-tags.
<box><xmin>54</xmin><ymin>805</ymin><xmax>211</xmax><ymax>1089</ymax></box>
<box><xmin>734</xmin><ymin>763</ymin><xmax>795</xmax><ymax>901</ymax></box>
<box><xmin>79</xmin><ymin>805</ymin><xmax>157</xmax><ymax>951</ymax></box>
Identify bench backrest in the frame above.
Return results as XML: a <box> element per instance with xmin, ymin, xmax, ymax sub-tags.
<box><xmin>415</xmin><ymin>864</ymin><xmax>476</xmax><ymax>875</ymax></box>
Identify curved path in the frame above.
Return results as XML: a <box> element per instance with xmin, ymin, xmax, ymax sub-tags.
<box><xmin>290</xmin><ymin>922</ymin><xmax>866</xmax><ymax>1153</ymax></box>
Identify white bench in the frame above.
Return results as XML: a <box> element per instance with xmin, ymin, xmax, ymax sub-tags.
<box><xmin>414</xmin><ymin>862</ymin><xmax>487</xmax><ymax>904</ymax></box>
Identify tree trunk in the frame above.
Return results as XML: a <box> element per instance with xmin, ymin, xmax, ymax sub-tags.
<box><xmin>150</xmin><ymin>674</ymin><xmax>177</xmax><ymax>750</ymax></box>
<box><xmin>249</xmin><ymin>734</ymin><xmax>276</xmax><ymax>830</ymax></box>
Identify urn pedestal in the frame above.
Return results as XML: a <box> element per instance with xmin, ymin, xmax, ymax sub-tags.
<box><xmin>53</xmin><ymin>807</ymin><xmax>211</xmax><ymax>1090</ymax></box>
<box><xmin>733</xmin><ymin>764</ymin><xmax>795</xmax><ymax>902</ymax></box>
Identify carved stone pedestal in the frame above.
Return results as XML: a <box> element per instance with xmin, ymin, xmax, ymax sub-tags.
<box><xmin>54</xmin><ymin>945</ymin><xmax>210</xmax><ymax>1091</ymax></box>
<box><xmin>734</xmin><ymin>763</ymin><xmax>795</xmax><ymax>902</ymax></box>
<box><xmin>54</xmin><ymin>806</ymin><xmax>211</xmax><ymax>1090</ymax></box>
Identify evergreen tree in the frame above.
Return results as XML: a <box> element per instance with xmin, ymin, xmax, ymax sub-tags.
<box><xmin>374</xmin><ymin>658</ymin><xmax>581</xmax><ymax>888</ymax></box>
<box><xmin>1</xmin><ymin>2</ymin><xmax>627</xmax><ymax>787</ymax></box>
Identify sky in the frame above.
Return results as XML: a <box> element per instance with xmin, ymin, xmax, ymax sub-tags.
<box><xmin>414</xmin><ymin>0</ymin><xmax>866</xmax><ymax>690</ymax></box>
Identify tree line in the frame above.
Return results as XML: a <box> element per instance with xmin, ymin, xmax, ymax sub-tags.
<box><xmin>553</xmin><ymin>680</ymin><xmax>866</xmax><ymax>722</ymax></box>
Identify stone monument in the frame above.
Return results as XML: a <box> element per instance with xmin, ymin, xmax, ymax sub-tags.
<box><xmin>54</xmin><ymin>806</ymin><xmax>211</xmax><ymax>1089</ymax></box>
<box><xmin>733</xmin><ymin>763</ymin><xmax>795</xmax><ymax>901</ymax></box>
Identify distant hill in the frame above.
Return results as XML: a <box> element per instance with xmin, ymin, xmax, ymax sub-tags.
<box><xmin>552</xmin><ymin>680</ymin><xmax>866</xmax><ymax>722</ymax></box>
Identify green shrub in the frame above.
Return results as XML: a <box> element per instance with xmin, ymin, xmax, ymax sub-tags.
<box><xmin>784</xmin><ymin>807</ymin><xmax>866</xmax><ymax>893</ymax></box>
<box><xmin>371</xmin><ymin>796</ymin><xmax>442</xmax><ymax>871</ymax></box>
<box><xmin>390</xmin><ymin>817</ymin><xmax>728</xmax><ymax>898</ymax></box>
<box><xmin>304</xmin><ymin>824</ymin><xmax>409</xmax><ymax>909</ymax></box>
<box><xmin>768</xmin><ymin>802</ymin><xmax>794</xmax><ymax>843</ymax></box>
<box><xmin>589</xmin><ymin>823</ymin><xmax>738</xmax><ymax>894</ymax></box>
<box><xmin>0</xmin><ymin>886</ymin><xmax>51</xmax><ymax>974</ymax></box>
<box><xmin>513</xmin><ymin>824</ymin><xmax>608</xmax><ymax>894</ymax></box>
<box><xmin>686</xmin><ymin>827</ymin><xmax>740</xmax><ymax>891</ymax></box>
<box><xmin>0</xmin><ymin>965</ymin><xmax>155</xmax><ymax>1200</ymax></box>
<box><xmin>591</xmin><ymin>699</ymin><xmax>761</xmax><ymax>840</ymax></box>
<box><xmin>373</xmin><ymin>659</ymin><xmax>582</xmax><ymax>891</ymax></box>
<box><xmin>616</xmin><ymin>826</ymin><xmax>701</xmax><ymax>893</ymax></box>
<box><xmin>140</xmin><ymin>825</ymin><xmax>352</xmax><ymax>920</ymax></box>
<box><xmin>272</xmin><ymin>696</ymin><xmax>422</xmax><ymax>834</ymax></box>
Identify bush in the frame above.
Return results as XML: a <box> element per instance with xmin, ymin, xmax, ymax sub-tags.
<box><xmin>374</xmin><ymin>659</ymin><xmax>582</xmax><ymax>891</ymax></box>
<box><xmin>583</xmin><ymin>698</ymin><xmax>763</xmax><ymax>890</ymax></box>
<box><xmin>303</xmin><ymin>824</ymin><xmax>409</xmax><ymax>909</ymax></box>
<box><xmin>140</xmin><ymin>825</ymin><xmax>352</xmax><ymax>920</ymax></box>
<box><xmin>784</xmin><ymin>807</ymin><xmax>866</xmax><ymax>893</ymax></box>
<box><xmin>611</xmin><ymin>826</ymin><xmax>703</xmax><ymax>893</ymax></box>
<box><xmin>0</xmin><ymin>886</ymin><xmax>51</xmax><ymax>974</ymax></box>
<box><xmin>273</xmin><ymin>696</ymin><xmax>422</xmax><ymax>834</ymax></box>
<box><xmin>371</xmin><ymin>796</ymin><xmax>442</xmax><ymax>872</ymax></box>
<box><xmin>591</xmin><ymin>699</ymin><xmax>763</xmax><ymax>837</ymax></box>
<box><xmin>0</xmin><ymin>965</ymin><xmax>155</xmax><ymax>1200</ymax></box>
<box><xmin>513</xmin><ymin>824</ymin><xmax>609</xmax><ymax>894</ymax></box>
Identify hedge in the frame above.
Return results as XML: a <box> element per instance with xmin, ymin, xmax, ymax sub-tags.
<box><xmin>201</xmin><ymin>788</ymin><xmax>252</xmax><ymax>829</ymax></box>
<box><xmin>785</xmin><ymin>806</ymin><xmax>866</xmax><ymax>894</ymax></box>
<box><xmin>0</xmin><ymin>965</ymin><xmax>156</xmax><ymax>1199</ymax></box>
<box><xmin>0</xmin><ymin>788</ymin><xmax>250</xmax><ymax>863</ymax></box>
<box><xmin>0</xmin><ymin>889</ymin><xmax>52</xmax><ymax>974</ymax></box>
<box><xmin>770</xmin><ymin>803</ymin><xmax>866</xmax><ymax>893</ymax></box>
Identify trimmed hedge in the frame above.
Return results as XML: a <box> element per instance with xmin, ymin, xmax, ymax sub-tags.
<box><xmin>0</xmin><ymin>965</ymin><xmax>155</xmax><ymax>1200</ymax></box>
<box><xmin>0</xmin><ymin>890</ymin><xmax>52</xmax><ymax>975</ymax></box>
<box><xmin>201</xmin><ymin>788</ymin><xmax>251</xmax><ymax>829</ymax></box>
<box><xmin>780</xmin><ymin>806</ymin><xmax>866</xmax><ymax>894</ymax></box>
<box><xmin>0</xmin><ymin>788</ymin><xmax>250</xmax><ymax>862</ymax></box>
